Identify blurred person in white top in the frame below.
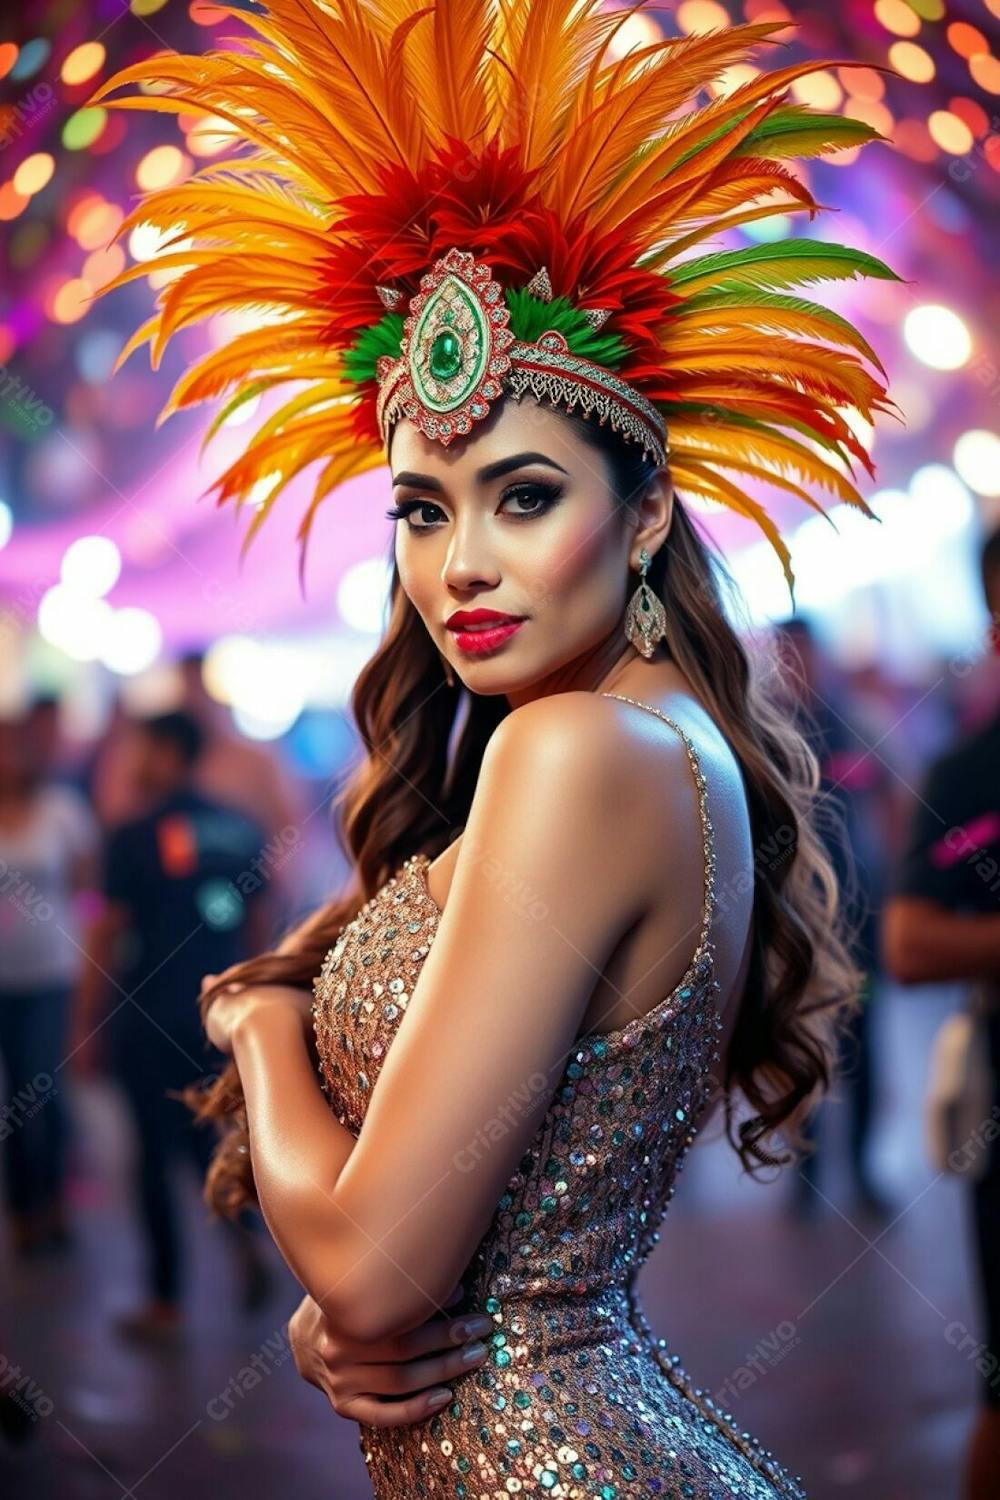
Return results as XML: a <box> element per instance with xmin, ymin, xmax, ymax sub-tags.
<box><xmin>0</xmin><ymin>706</ymin><xmax>99</xmax><ymax>1256</ymax></box>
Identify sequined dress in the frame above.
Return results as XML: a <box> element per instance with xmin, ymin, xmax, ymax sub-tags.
<box><xmin>311</xmin><ymin>693</ymin><xmax>807</xmax><ymax>1500</ymax></box>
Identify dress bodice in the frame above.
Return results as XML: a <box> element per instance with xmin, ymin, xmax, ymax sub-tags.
<box><xmin>310</xmin><ymin>694</ymin><xmax>806</xmax><ymax>1498</ymax></box>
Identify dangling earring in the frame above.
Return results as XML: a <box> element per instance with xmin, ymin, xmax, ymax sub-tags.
<box><xmin>624</xmin><ymin>546</ymin><xmax>667</xmax><ymax>660</ymax></box>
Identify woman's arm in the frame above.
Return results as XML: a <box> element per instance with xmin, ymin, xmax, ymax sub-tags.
<box><xmin>229</xmin><ymin>693</ymin><xmax>694</xmax><ymax>1345</ymax></box>
<box><xmin>882</xmin><ymin>896</ymin><xmax>1000</xmax><ymax>984</ymax></box>
<box><xmin>231</xmin><ymin>1004</ymin><xmax>359</xmax><ymax>1292</ymax></box>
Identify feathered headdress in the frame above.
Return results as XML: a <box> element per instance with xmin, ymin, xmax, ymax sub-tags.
<box><xmin>90</xmin><ymin>0</ymin><xmax>897</xmax><ymax>594</ymax></box>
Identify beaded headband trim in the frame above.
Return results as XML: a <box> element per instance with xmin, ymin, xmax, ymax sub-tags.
<box><xmin>374</xmin><ymin>248</ymin><xmax>668</xmax><ymax>465</ymax></box>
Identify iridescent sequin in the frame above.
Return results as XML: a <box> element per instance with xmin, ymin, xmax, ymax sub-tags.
<box><xmin>311</xmin><ymin>693</ymin><xmax>807</xmax><ymax>1499</ymax></box>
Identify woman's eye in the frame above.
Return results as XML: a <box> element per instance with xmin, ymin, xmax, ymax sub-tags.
<box><xmin>384</xmin><ymin>482</ymin><xmax>561</xmax><ymax>531</ymax></box>
<box><xmin>383</xmin><ymin>500</ymin><xmax>444</xmax><ymax>529</ymax></box>
<box><xmin>499</xmin><ymin>483</ymin><xmax>562</xmax><ymax>517</ymax></box>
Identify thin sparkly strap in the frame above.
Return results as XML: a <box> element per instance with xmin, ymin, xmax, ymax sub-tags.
<box><xmin>599</xmin><ymin>693</ymin><xmax>716</xmax><ymax>946</ymax></box>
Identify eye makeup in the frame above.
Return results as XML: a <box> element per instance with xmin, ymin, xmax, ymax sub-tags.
<box><xmin>385</xmin><ymin>478</ymin><xmax>564</xmax><ymax>531</ymax></box>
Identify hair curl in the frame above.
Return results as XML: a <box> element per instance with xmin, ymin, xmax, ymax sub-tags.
<box><xmin>184</xmin><ymin>397</ymin><xmax>865</xmax><ymax>1219</ymax></box>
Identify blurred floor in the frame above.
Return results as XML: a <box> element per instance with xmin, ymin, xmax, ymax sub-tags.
<box><xmin>0</xmin><ymin>977</ymin><xmax>976</xmax><ymax>1499</ymax></box>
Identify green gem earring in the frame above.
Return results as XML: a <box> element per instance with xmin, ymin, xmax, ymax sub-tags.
<box><xmin>623</xmin><ymin>546</ymin><xmax>667</xmax><ymax>660</ymax></box>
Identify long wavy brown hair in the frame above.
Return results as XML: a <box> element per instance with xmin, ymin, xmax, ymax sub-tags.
<box><xmin>183</xmin><ymin>400</ymin><xmax>865</xmax><ymax>1220</ymax></box>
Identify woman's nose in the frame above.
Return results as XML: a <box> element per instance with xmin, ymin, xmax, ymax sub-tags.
<box><xmin>441</xmin><ymin>525</ymin><xmax>499</xmax><ymax>590</ymax></box>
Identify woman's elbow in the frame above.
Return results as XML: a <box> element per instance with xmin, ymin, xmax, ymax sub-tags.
<box><xmin>317</xmin><ymin>1251</ymin><xmax>451</xmax><ymax>1344</ymax></box>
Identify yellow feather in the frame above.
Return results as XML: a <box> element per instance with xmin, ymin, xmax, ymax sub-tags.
<box><xmin>545</xmin><ymin>22</ymin><xmax>791</xmax><ymax>224</ymax></box>
<box><xmin>161</xmin><ymin>337</ymin><xmax>343</xmax><ymax>423</ymax></box>
<box><xmin>656</xmin><ymin>197</ymin><xmax>819</xmax><ymax>262</ymax></box>
<box><xmin>600</xmin><ymin>95</ymin><xmax>784</xmax><ymax>246</ymax></box>
<box><xmin>660</xmin><ymin>343</ymin><xmax>888</xmax><ymax>419</ymax></box>
<box><xmin>587</xmin><ymin>52</ymin><xmax>869</xmax><ymax>242</ymax></box>
<box><xmin>669</xmin><ymin>457</ymin><xmax>797</xmax><ymax>597</ymax></box>
<box><xmin>665</xmin><ymin>303</ymin><xmax>884</xmax><ymax>374</ymax></box>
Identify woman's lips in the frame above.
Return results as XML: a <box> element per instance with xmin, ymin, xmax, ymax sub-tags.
<box><xmin>447</xmin><ymin>618</ymin><xmax>525</xmax><ymax>654</ymax></box>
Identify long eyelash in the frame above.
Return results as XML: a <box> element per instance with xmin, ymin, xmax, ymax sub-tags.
<box><xmin>384</xmin><ymin>499</ymin><xmax>436</xmax><ymax>522</ymax></box>
<box><xmin>384</xmin><ymin>481</ymin><xmax>562</xmax><ymax>527</ymax></box>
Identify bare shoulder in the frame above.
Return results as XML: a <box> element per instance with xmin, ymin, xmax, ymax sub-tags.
<box><xmin>477</xmin><ymin>691</ymin><xmax>703</xmax><ymax>869</ymax></box>
<box><xmin>485</xmin><ymin>689</ymin><xmax>690</xmax><ymax>782</ymax></box>
<box><xmin>474</xmin><ymin>692</ymin><xmax>638</xmax><ymax>835</ymax></box>
<box><xmin>485</xmin><ymin>690</ymin><xmax>695</xmax><ymax>804</ymax></box>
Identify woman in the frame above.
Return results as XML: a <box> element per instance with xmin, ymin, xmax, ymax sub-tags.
<box><xmin>92</xmin><ymin>3</ymin><xmax>894</xmax><ymax>1492</ymax></box>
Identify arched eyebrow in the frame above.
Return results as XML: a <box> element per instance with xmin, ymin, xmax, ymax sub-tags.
<box><xmin>391</xmin><ymin>451</ymin><xmax>569</xmax><ymax>492</ymax></box>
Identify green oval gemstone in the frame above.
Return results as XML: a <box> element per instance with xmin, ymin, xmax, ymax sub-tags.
<box><xmin>429</xmin><ymin>329</ymin><xmax>463</xmax><ymax>380</ymax></box>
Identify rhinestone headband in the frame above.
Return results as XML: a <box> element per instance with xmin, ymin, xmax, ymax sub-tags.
<box><xmin>375</xmin><ymin>248</ymin><xmax>668</xmax><ymax>466</ymax></box>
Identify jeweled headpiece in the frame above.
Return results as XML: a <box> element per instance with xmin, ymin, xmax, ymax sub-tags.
<box><xmin>374</xmin><ymin>247</ymin><xmax>668</xmax><ymax>464</ymax></box>
<box><xmin>91</xmin><ymin>0</ymin><xmax>897</xmax><ymax>594</ymax></box>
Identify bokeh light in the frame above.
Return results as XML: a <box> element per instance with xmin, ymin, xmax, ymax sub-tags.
<box><xmin>948</xmin><ymin>96</ymin><xmax>989</xmax><ymax>138</ymax></box>
<box><xmin>38</xmin><ymin>585</ymin><xmax>113</xmax><ymax>662</ymax></box>
<box><xmin>927</xmin><ymin>110</ymin><xmax>974</xmax><ymax>154</ymax></box>
<box><xmin>0</xmin><ymin>183</ymin><xmax>30</xmax><ymax>222</ymax></box>
<box><xmin>968</xmin><ymin>54</ymin><xmax>1000</xmax><ymax>93</ymax></box>
<box><xmin>676</xmin><ymin>0</ymin><xmax>731</xmax><ymax>33</ymax></box>
<box><xmin>902</xmin><ymin>304</ymin><xmax>973</xmax><ymax>369</ymax></box>
<box><xmin>9</xmin><ymin>38</ymin><xmax>50</xmax><ymax>81</ymax></box>
<box><xmin>953</xmin><ymin>431</ymin><xmax>1000</xmax><ymax>496</ymax></box>
<box><xmin>13</xmin><ymin>152</ymin><xmax>56</xmax><ymax>197</ymax></box>
<box><xmin>61</xmin><ymin>41</ymin><xmax>106</xmax><ymax>86</ymax></box>
<box><xmin>100</xmin><ymin>607</ymin><xmax>163</xmax><ymax>674</ymax></box>
<box><xmin>135</xmin><ymin>145</ymin><xmax>188</xmax><ymax>191</ymax></box>
<box><xmin>75</xmin><ymin>199</ymin><xmax>124</xmax><ymax>250</ymax></box>
<box><xmin>790</xmin><ymin>69</ymin><xmax>843</xmax><ymax>109</ymax></box>
<box><xmin>63</xmin><ymin>107</ymin><xmax>108</xmax><ymax>151</ymax></box>
<box><xmin>947</xmin><ymin>22</ymin><xmax>988</xmax><ymax>58</ymax></box>
<box><xmin>839</xmin><ymin>66</ymin><xmax>885</xmax><ymax>101</ymax></box>
<box><xmin>61</xmin><ymin>535</ymin><xmax>123</xmax><ymax>597</ymax></box>
<box><xmin>888</xmin><ymin>41</ymin><xmax>935</xmax><ymax>83</ymax></box>
<box><xmin>82</xmin><ymin>244</ymin><xmax>127</xmax><ymax>289</ymax></box>
<box><xmin>50</xmin><ymin>278</ymin><xmax>93</xmax><ymax>325</ymax></box>
<box><xmin>874</xmin><ymin>0</ymin><xmax>921</xmax><ymax>37</ymax></box>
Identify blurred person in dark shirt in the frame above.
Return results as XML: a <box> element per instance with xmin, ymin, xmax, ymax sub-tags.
<box><xmin>772</xmin><ymin>617</ymin><xmax>894</xmax><ymax>1219</ymax></box>
<box><xmin>72</xmin><ymin>711</ymin><xmax>277</xmax><ymax>1343</ymax></box>
<box><xmin>883</xmin><ymin>526</ymin><xmax>1000</xmax><ymax>1500</ymax></box>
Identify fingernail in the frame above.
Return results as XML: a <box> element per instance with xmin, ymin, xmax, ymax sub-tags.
<box><xmin>461</xmin><ymin>1341</ymin><xmax>488</xmax><ymax>1365</ymax></box>
<box><xmin>426</xmin><ymin>1388</ymin><xmax>451</xmax><ymax>1407</ymax></box>
<box><xmin>454</xmin><ymin>1316</ymin><xmax>492</xmax><ymax>1341</ymax></box>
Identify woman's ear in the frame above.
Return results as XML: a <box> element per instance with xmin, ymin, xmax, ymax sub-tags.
<box><xmin>631</xmin><ymin>467</ymin><xmax>674</xmax><ymax>566</ymax></box>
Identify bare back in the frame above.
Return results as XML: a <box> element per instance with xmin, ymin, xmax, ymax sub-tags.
<box><xmin>422</xmin><ymin>691</ymin><xmax>754</xmax><ymax>1093</ymax></box>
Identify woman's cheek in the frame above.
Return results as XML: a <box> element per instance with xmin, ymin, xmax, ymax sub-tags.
<box><xmin>525</xmin><ymin>507</ymin><xmax>619</xmax><ymax>610</ymax></box>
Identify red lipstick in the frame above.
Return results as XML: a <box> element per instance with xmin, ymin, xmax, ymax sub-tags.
<box><xmin>445</xmin><ymin>608</ymin><xmax>526</xmax><ymax>655</ymax></box>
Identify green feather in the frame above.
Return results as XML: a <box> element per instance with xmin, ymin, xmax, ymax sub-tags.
<box><xmin>658</xmin><ymin>106</ymin><xmax>756</xmax><ymax>176</ymax></box>
<box><xmin>733</xmin><ymin>107</ymin><xmax>887</xmax><ymax>158</ymax></box>
<box><xmin>342</xmin><ymin>312</ymin><xmax>404</xmax><ymax>385</ymax></box>
<box><xmin>668</xmin><ymin>239</ymin><xmax>902</xmax><ymax>293</ymax></box>
<box><xmin>504</xmin><ymin>288</ymin><xmax>631</xmax><ymax>368</ymax></box>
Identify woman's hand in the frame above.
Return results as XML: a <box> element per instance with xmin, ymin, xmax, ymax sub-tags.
<box><xmin>287</xmin><ymin>1287</ymin><xmax>493</xmax><ymax>1427</ymax></box>
<box><xmin>199</xmin><ymin>973</ymin><xmax>314</xmax><ymax>1056</ymax></box>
